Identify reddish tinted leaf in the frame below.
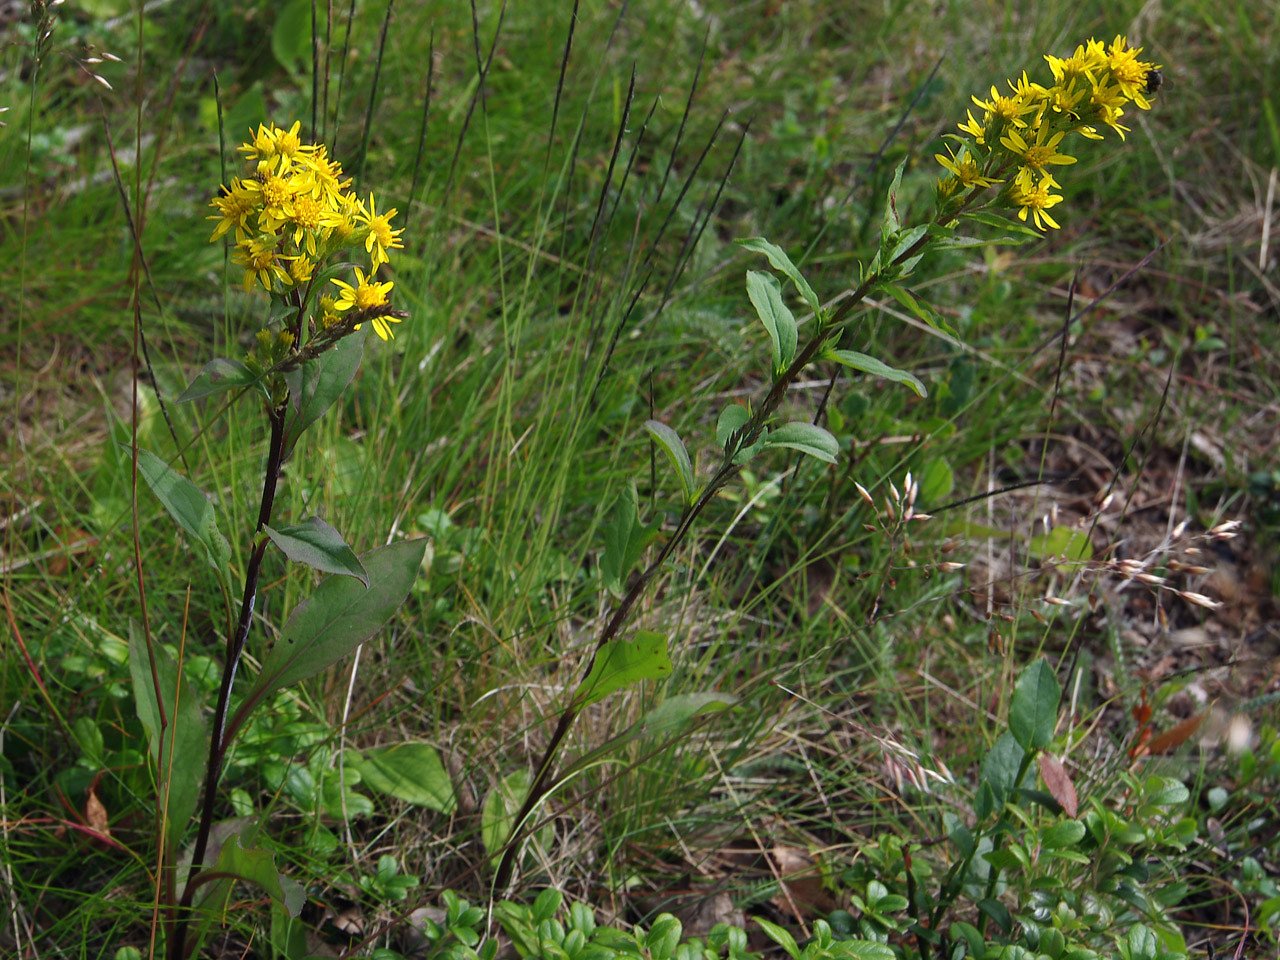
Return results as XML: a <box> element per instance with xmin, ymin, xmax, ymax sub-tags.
<box><xmin>1146</xmin><ymin>713</ymin><xmax>1206</xmax><ymax>756</ymax></box>
<box><xmin>1038</xmin><ymin>754</ymin><xmax>1078</xmax><ymax>818</ymax></box>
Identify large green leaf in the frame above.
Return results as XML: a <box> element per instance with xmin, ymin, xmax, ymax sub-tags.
<box><xmin>134</xmin><ymin>447</ymin><xmax>231</xmax><ymax>573</ymax></box>
<box><xmin>264</xmin><ymin>516</ymin><xmax>368</xmax><ymax>585</ymax></box>
<box><xmin>977</xmin><ymin>731</ymin><xmax>1026</xmax><ymax>818</ymax></box>
<box><xmin>745</xmin><ymin>270</ymin><xmax>798</xmax><ymax>373</ymax></box>
<box><xmin>644</xmin><ymin>420</ymin><xmax>697</xmax><ymax>506</ymax></box>
<box><xmin>575</xmin><ymin>630</ymin><xmax>673</xmax><ymax>709</ymax></box>
<box><xmin>736</xmin><ymin>237</ymin><xmax>820</xmax><ymax>315</ymax></box>
<box><xmin>353</xmin><ymin>743</ymin><xmax>456</xmax><ymax>813</ymax></box>
<box><xmin>283</xmin><ymin>332</ymin><xmax>364</xmax><ymax>454</ymax></box>
<box><xmin>760</xmin><ymin>422</ymin><xmax>840</xmax><ymax>464</ymax></box>
<box><xmin>826</xmin><ymin>349</ymin><xmax>926</xmax><ymax>398</ymax></box>
<box><xmin>600</xmin><ymin>486</ymin><xmax>658</xmax><ymax>596</ymax></box>
<box><xmin>127</xmin><ymin>623</ymin><xmax>207</xmax><ymax>850</ymax></box>
<box><xmin>271</xmin><ymin>0</ymin><xmax>325</xmax><ymax>75</ymax></box>
<box><xmin>1009</xmin><ymin>658</ymin><xmax>1061</xmax><ymax>751</ymax></box>
<box><xmin>201</xmin><ymin>830</ymin><xmax>306</xmax><ymax>917</ymax></box>
<box><xmin>228</xmin><ymin>539</ymin><xmax>426</xmax><ymax>740</ymax></box>
<box><xmin>178</xmin><ymin>358</ymin><xmax>264</xmax><ymax>404</ymax></box>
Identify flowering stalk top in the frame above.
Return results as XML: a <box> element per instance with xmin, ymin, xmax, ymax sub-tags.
<box><xmin>935</xmin><ymin>36</ymin><xmax>1162</xmax><ymax>231</ymax></box>
<box><xmin>208</xmin><ymin>121</ymin><xmax>406</xmax><ymax>343</ymax></box>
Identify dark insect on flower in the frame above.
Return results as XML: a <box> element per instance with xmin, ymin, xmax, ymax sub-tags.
<box><xmin>1144</xmin><ymin>68</ymin><xmax>1163</xmax><ymax>95</ymax></box>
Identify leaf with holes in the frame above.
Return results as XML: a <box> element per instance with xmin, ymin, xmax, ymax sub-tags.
<box><xmin>575</xmin><ymin>631</ymin><xmax>673</xmax><ymax>709</ymax></box>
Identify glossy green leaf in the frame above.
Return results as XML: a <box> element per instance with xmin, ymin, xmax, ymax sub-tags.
<box><xmin>354</xmin><ymin>743</ymin><xmax>455</xmax><ymax>812</ymax></box>
<box><xmin>1041</xmin><ymin>819</ymin><xmax>1086</xmax><ymax>849</ymax></box>
<box><xmin>283</xmin><ymin>331</ymin><xmax>364</xmax><ymax>454</ymax></box>
<box><xmin>178</xmin><ymin>358</ymin><xmax>263</xmax><ymax>403</ymax></box>
<box><xmin>228</xmin><ymin>539</ymin><xmax>426</xmax><ymax>740</ymax></box>
<box><xmin>745</xmin><ymin>270</ymin><xmax>798</xmax><ymax>373</ymax></box>
<box><xmin>576</xmin><ymin>630</ymin><xmax>673</xmax><ymax>709</ymax></box>
<box><xmin>600</xmin><ymin>486</ymin><xmax>658</xmax><ymax>596</ymax></box>
<box><xmin>127</xmin><ymin>623</ymin><xmax>206</xmax><ymax>849</ymax></box>
<box><xmin>134</xmin><ymin>447</ymin><xmax>231</xmax><ymax>573</ymax></box>
<box><xmin>754</xmin><ymin>917</ymin><xmax>800</xmax><ymax>960</ymax></box>
<box><xmin>1009</xmin><ymin>658</ymin><xmax>1061</xmax><ymax>751</ymax></box>
<box><xmin>265</xmin><ymin>517</ymin><xmax>368</xmax><ymax>585</ymax></box>
<box><xmin>826</xmin><ymin>349</ymin><xmax>927</xmax><ymax>398</ymax></box>
<box><xmin>736</xmin><ymin>237</ymin><xmax>820</xmax><ymax>315</ymax></box>
<box><xmin>760</xmin><ymin>421</ymin><xmax>840</xmax><ymax>464</ymax></box>
<box><xmin>644</xmin><ymin>420</ymin><xmax>696</xmax><ymax>506</ymax></box>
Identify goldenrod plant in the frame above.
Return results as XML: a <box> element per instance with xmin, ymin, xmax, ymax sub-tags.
<box><xmin>130</xmin><ymin>121</ymin><xmax>423</xmax><ymax>960</ymax></box>
<box><xmin>489</xmin><ymin>35</ymin><xmax>1164</xmax><ymax>899</ymax></box>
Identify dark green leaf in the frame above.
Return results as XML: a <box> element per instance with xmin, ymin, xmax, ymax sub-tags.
<box><xmin>178</xmin><ymin>358</ymin><xmax>263</xmax><ymax>404</ymax></box>
<box><xmin>1009</xmin><ymin>658</ymin><xmax>1061</xmax><ymax>751</ymax></box>
<box><xmin>736</xmin><ymin>237</ymin><xmax>820</xmax><ymax>315</ymax></box>
<box><xmin>716</xmin><ymin>404</ymin><xmax>750</xmax><ymax>450</ymax></box>
<box><xmin>265</xmin><ymin>517</ymin><xmax>368</xmax><ymax>585</ymax></box>
<box><xmin>134</xmin><ymin>447</ymin><xmax>231</xmax><ymax>573</ymax></box>
<box><xmin>127</xmin><ymin>623</ymin><xmax>206</xmax><ymax>849</ymax></box>
<box><xmin>976</xmin><ymin>898</ymin><xmax>1012</xmax><ymax>933</ymax></box>
<box><xmin>644</xmin><ymin>420</ymin><xmax>697</xmax><ymax>506</ymax></box>
<box><xmin>745</xmin><ymin>270</ymin><xmax>798</xmax><ymax>373</ymax></box>
<box><xmin>207</xmin><ymin>830</ymin><xmax>306</xmax><ymax>917</ymax></box>
<box><xmin>576</xmin><ymin>630</ymin><xmax>673</xmax><ymax>709</ymax></box>
<box><xmin>760</xmin><ymin>422</ymin><xmax>840</xmax><ymax>464</ymax></box>
<box><xmin>979</xmin><ymin>731</ymin><xmax>1026</xmax><ymax>810</ymax></box>
<box><xmin>283</xmin><ymin>331</ymin><xmax>365</xmax><ymax>454</ymax></box>
<box><xmin>754</xmin><ymin>918</ymin><xmax>800</xmax><ymax>960</ymax></box>
<box><xmin>1041</xmin><ymin>820</ymin><xmax>1086</xmax><ymax>849</ymax></box>
<box><xmin>229</xmin><ymin>539</ymin><xmax>426</xmax><ymax>739</ymax></box>
<box><xmin>826</xmin><ymin>349</ymin><xmax>926</xmax><ymax>398</ymax></box>
<box><xmin>600</xmin><ymin>487</ymin><xmax>658</xmax><ymax>596</ymax></box>
<box><xmin>353</xmin><ymin>743</ymin><xmax>456</xmax><ymax>813</ymax></box>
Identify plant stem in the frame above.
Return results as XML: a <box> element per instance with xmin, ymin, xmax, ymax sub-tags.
<box><xmin>167</xmin><ymin>404</ymin><xmax>288</xmax><ymax>960</ymax></box>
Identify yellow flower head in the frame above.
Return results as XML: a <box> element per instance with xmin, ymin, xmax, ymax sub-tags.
<box><xmin>1009</xmin><ymin>173</ymin><xmax>1064</xmax><ymax>231</ymax></box>
<box><xmin>934</xmin><ymin>145</ymin><xmax>1002</xmax><ymax>189</ymax></box>
<box><xmin>331</xmin><ymin>267</ymin><xmax>400</xmax><ymax>341</ymax></box>
<box><xmin>971</xmin><ymin>83</ymin><xmax>1036</xmax><ymax>130</ymax></box>
<box><xmin>208</xmin><ymin>179</ymin><xmax>257</xmax><ymax>242</ymax></box>
<box><xmin>232</xmin><ymin>234</ymin><xmax>290</xmax><ymax>292</ymax></box>
<box><xmin>358</xmin><ymin>193</ymin><xmax>404</xmax><ymax>270</ymax></box>
<box><xmin>1104</xmin><ymin>35</ymin><xmax>1160</xmax><ymax>109</ymax></box>
<box><xmin>1000</xmin><ymin>123</ymin><xmax>1077</xmax><ymax>174</ymax></box>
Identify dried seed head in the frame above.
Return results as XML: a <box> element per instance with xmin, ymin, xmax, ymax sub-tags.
<box><xmin>854</xmin><ymin>482</ymin><xmax>875</xmax><ymax>507</ymax></box>
<box><xmin>1209</xmin><ymin>520</ymin><xmax>1242</xmax><ymax>540</ymax></box>
<box><xmin>1177</xmin><ymin>590</ymin><xmax>1222</xmax><ymax>610</ymax></box>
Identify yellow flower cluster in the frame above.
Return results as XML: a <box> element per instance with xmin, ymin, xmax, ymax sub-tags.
<box><xmin>208</xmin><ymin>121</ymin><xmax>405</xmax><ymax>340</ymax></box>
<box><xmin>936</xmin><ymin>36</ymin><xmax>1161</xmax><ymax>230</ymax></box>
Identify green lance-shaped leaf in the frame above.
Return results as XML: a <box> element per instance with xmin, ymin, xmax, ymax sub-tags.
<box><xmin>716</xmin><ymin>404</ymin><xmax>750</xmax><ymax>450</ymax></box>
<box><xmin>352</xmin><ymin>742</ymin><xmax>456</xmax><ymax>813</ymax></box>
<box><xmin>736</xmin><ymin>237</ymin><xmax>821</xmax><ymax>316</ymax></box>
<box><xmin>882</xmin><ymin>282</ymin><xmax>957</xmax><ymax>337</ymax></box>
<box><xmin>825</xmin><ymin>349</ymin><xmax>927</xmax><ymax>398</ymax></box>
<box><xmin>600</xmin><ymin>486</ymin><xmax>658</xmax><ymax>596</ymax></box>
<box><xmin>760</xmin><ymin>421</ymin><xmax>840</xmax><ymax>464</ymax></box>
<box><xmin>134</xmin><ymin>447</ymin><xmax>231</xmax><ymax>573</ymax></box>
<box><xmin>228</xmin><ymin>538</ymin><xmax>426</xmax><ymax>740</ymax></box>
<box><xmin>264</xmin><ymin>516</ymin><xmax>368</xmax><ymax>585</ymax></box>
<box><xmin>641</xmin><ymin>692</ymin><xmax>738</xmax><ymax>737</ymax></box>
<box><xmin>575</xmin><ymin>630</ymin><xmax>673</xmax><ymax>709</ymax></box>
<box><xmin>745</xmin><ymin>270</ymin><xmax>798</xmax><ymax>374</ymax></box>
<box><xmin>1009</xmin><ymin>658</ymin><xmax>1061</xmax><ymax>751</ymax></box>
<box><xmin>283</xmin><ymin>330</ymin><xmax>365</xmax><ymax>455</ymax></box>
<box><xmin>127</xmin><ymin>623</ymin><xmax>207</xmax><ymax>849</ymax></box>
<box><xmin>481</xmin><ymin>768</ymin><xmax>552</xmax><ymax>864</ymax></box>
<box><xmin>178</xmin><ymin>358</ymin><xmax>265</xmax><ymax>404</ymax></box>
<box><xmin>644</xmin><ymin>420</ymin><xmax>697</xmax><ymax>506</ymax></box>
<box><xmin>200</xmin><ymin>830</ymin><xmax>306</xmax><ymax>917</ymax></box>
